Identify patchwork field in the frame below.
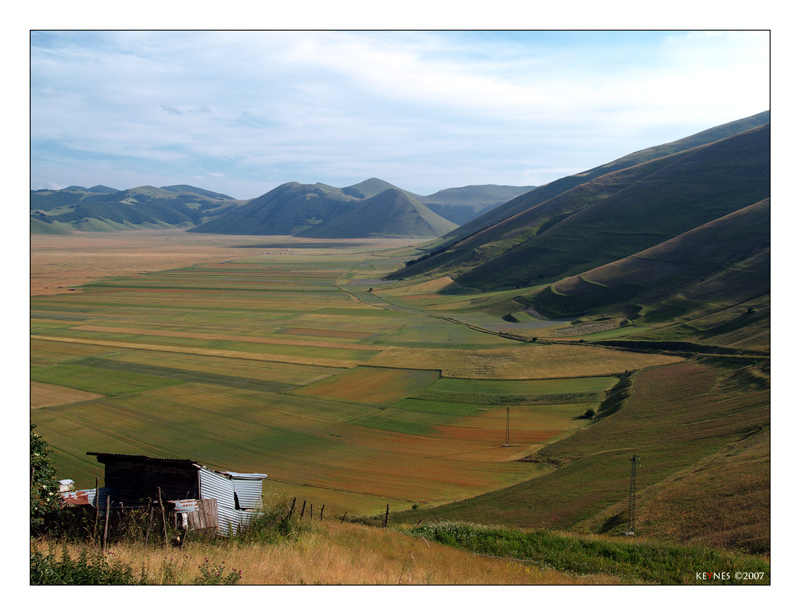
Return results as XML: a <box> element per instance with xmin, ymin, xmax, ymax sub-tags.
<box><xmin>31</xmin><ymin>232</ymin><xmax>688</xmax><ymax>517</ymax></box>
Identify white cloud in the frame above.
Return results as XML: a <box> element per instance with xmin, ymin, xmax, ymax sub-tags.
<box><xmin>30</xmin><ymin>30</ymin><xmax>770</xmax><ymax>197</ymax></box>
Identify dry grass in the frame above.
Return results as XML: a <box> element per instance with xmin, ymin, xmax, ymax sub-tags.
<box><xmin>30</xmin><ymin>381</ymin><xmax>104</xmax><ymax>409</ymax></box>
<box><xmin>30</xmin><ymin>231</ymin><xmax>415</xmax><ymax>296</ymax></box>
<box><xmin>578</xmin><ymin>427</ymin><xmax>770</xmax><ymax>553</ymax></box>
<box><xmin>368</xmin><ymin>344</ymin><xmax>683</xmax><ymax>379</ymax></box>
<box><xmin>31</xmin><ymin>521</ymin><xmax>622</xmax><ymax>585</ymax></box>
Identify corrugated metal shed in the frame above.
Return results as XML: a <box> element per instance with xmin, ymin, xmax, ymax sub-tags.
<box><xmin>72</xmin><ymin>452</ymin><xmax>267</xmax><ymax>537</ymax></box>
<box><xmin>227</xmin><ymin>472</ymin><xmax>268</xmax><ymax>509</ymax></box>
<box><xmin>196</xmin><ymin>467</ymin><xmax>267</xmax><ymax>536</ymax></box>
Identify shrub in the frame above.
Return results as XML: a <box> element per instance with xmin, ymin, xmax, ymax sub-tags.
<box><xmin>30</xmin><ymin>545</ymin><xmax>142</xmax><ymax>585</ymax></box>
<box><xmin>193</xmin><ymin>558</ymin><xmax>242</xmax><ymax>585</ymax></box>
<box><xmin>229</xmin><ymin>492</ymin><xmax>302</xmax><ymax>544</ymax></box>
<box><xmin>30</xmin><ymin>425</ymin><xmax>61</xmax><ymax>534</ymax></box>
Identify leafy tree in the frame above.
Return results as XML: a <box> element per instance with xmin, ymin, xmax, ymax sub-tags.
<box><xmin>30</xmin><ymin>424</ymin><xmax>60</xmax><ymax>533</ymax></box>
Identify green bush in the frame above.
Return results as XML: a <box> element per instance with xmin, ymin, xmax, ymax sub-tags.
<box><xmin>30</xmin><ymin>425</ymin><xmax>61</xmax><ymax>534</ymax></box>
<box><xmin>30</xmin><ymin>545</ymin><xmax>143</xmax><ymax>585</ymax></box>
<box><xmin>228</xmin><ymin>492</ymin><xmax>302</xmax><ymax>545</ymax></box>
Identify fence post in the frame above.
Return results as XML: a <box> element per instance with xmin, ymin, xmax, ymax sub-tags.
<box><xmin>383</xmin><ymin>504</ymin><xmax>389</xmax><ymax>528</ymax></box>
<box><xmin>309</xmin><ymin>503</ymin><xmax>313</xmax><ymax>520</ymax></box>
<box><xmin>320</xmin><ymin>505</ymin><xmax>324</xmax><ymax>521</ymax></box>
<box><xmin>92</xmin><ymin>477</ymin><xmax>100</xmax><ymax>543</ymax></box>
<box><xmin>341</xmin><ymin>512</ymin><xmax>348</xmax><ymax>523</ymax></box>
<box><xmin>102</xmin><ymin>496</ymin><xmax>111</xmax><ymax>551</ymax></box>
<box><xmin>158</xmin><ymin>487</ymin><xmax>168</xmax><ymax>547</ymax></box>
<box><xmin>300</xmin><ymin>500</ymin><xmax>306</xmax><ymax>519</ymax></box>
<box><xmin>144</xmin><ymin>501</ymin><xmax>153</xmax><ymax>546</ymax></box>
<box><xmin>286</xmin><ymin>497</ymin><xmax>296</xmax><ymax>520</ymax></box>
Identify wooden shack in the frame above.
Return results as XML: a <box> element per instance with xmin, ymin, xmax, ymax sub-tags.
<box><xmin>62</xmin><ymin>452</ymin><xmax>268</xmax><ymax>536</ymax></box>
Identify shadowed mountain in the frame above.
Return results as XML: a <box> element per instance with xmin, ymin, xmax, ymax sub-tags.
<box><xmin>423</xmin><ymin>110</ymin><xmax>770</xmax><ymax>251</ymax></box>
<box><xmin>419</xmin><ymin>184</ymin><xmax>536</xmax><ymax>225</ymax></box>
<box><xmin>528</xmin><ymin>198</ymin><xmax>769</xmax><ymax>320</ymax></box>
<box><xmin>390</xmin><ymin>117</ymin><xmax>769</xmax><ymax>290</ymax></box>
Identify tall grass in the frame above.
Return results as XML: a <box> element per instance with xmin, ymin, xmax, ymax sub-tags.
<box><xmin>407</xmin><ymin>521</ymin><xmax>769</xmax><ymax>585</ymax></box>
<box><xmin>30</xmin><ymin>521</ymin><xmax>620</xmax><ymax>584</ymax></box>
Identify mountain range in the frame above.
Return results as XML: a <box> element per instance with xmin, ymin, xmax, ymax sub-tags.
<box><xmin>30</xmin><ymin>109</ymin><xmax>770</xmax><ymax>344</ymax></box>
<box><xmin>31</xmin><ymin>179</ymin><xmax>534</xmax><ymax>238</ymax></box>
<box><xmin>387</xmin><ymin>110</ymin><xmax>770</xmax><ymax>347</ymax></box>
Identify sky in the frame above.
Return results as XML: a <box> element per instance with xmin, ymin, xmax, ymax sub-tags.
<box><xmin>29</xmin><ymin>29</ymin><xmax>770</xmax><ymax>200</ymax></box>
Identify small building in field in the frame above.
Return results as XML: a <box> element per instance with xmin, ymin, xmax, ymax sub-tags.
<box><xmin>60</xmin><ymin>452</ymin><xmax>267</xmax><ymax>536</ymax></box>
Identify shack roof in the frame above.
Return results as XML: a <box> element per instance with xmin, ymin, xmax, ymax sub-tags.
<box><xmin>87</xmin><ymin>452</ymin><xmax>198</xmax><ymax>465</ymax></box>
<box><xmin>86</xmin><ymin>452</ymin><xmax>266</xmax><ymax>479</ymax></box>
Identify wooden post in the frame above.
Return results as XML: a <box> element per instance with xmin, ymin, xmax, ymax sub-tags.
<box><xmin>92</xmin><ymin>477</ymin><xmax>100</xmax><ymax>543</ymax></box>
<box><xmin>383</xmin><ymin>504</ymin><xmax>389</xmax><ymax>528</ymax></box>
<box><xmin>286</xmin><ymin>497</ymin><xmax>296</xmax><ymax>520</ymax></box>
<box><xmin>320</xmin><ymin>505</ymin><xmax>324</xmax><ymax>521</ymax></box>
<box><xmin>300</xmin><ymin>500</ymin><xmax>306</xmax><ymax>519</ymax></box>
<box><xmin>309</xmin><ymin>503</ymin><xmax>313</xmax><ymax>520</ymax></box>
<box><xmin>158</xmin><ymin>487</ymin><xmax>168</xmax><ymax>547</ymax></box>
<box><xmin>102</xmin><ymin>496</ymin><xmax>111</xmax><ymax>551</ymax></box>
<box><xmin>341</xmin><ymin>512</ymin><xmax>348</xmax><ymax>523</ymax></box>
<box><xmin>144</xmin><ymin>502</ymin><xmax>154</xmax><ymax>547</ymax></box>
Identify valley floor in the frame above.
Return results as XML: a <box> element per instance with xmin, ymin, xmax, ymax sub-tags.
<box><xmin>29</xmin><ymin>230</ymin><xmax>770</xmax><ymax>567</ymax></box>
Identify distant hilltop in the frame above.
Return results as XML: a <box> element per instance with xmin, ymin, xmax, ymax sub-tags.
<box><xmin>31</xmin><ymin>180</ymin><xmax>535</xmax><ymax>238</ymax></box>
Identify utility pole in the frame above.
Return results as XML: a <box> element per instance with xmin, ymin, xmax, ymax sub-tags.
<box><xmin>626</xmin><ymin>454</ymin><xmax>639</xmax><ymax>535</ymax></box>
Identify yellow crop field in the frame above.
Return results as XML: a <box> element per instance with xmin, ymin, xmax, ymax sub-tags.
<box><xmin>30</xmin><ymin>381</ymin><xmax>104</xmax><ymax>409</ymax></box>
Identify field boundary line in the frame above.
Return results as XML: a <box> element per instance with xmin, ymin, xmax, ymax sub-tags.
<box><xmin>72</xmin><ymin>324</ymin><xmax>389</xmax><ymax>351</ymax></box>
<box><xmin>30</xmin><ymin>335</ymin><xmax>361</xmax><ymax>368</ymax></box>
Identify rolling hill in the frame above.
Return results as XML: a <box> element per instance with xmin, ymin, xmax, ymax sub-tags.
<box><xmin>30</xmin><ymin>185</ymin><xmax>242</xmax><ymax>232</ymax></box>
<box><xmin>31</xmin><ymin>179</ymin><xmax>531</xmax><ymax>236</ymax></box>
<box><xmin>386</xmin><ymin>112</ymin><xmax>769</xmax><ymax>353</ymax></box>
<box><xmin>424</xmin><ymin>110</ymin><xmax>769</xmax><ymax>250</ymax></box>
<box><xmin>190</xmin><ymin>180</ymin><xmax>460</xmax><ymax>238</ymax></box>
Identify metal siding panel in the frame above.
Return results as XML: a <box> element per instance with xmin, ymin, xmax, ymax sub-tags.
<box><xmin>231</xmin><ymin>478</ymin><xmax>264</xmax><ymax>509</ymax></box>
<box><xmin>198</xmin><ymin>468</ymin><xmax>236</xmax><ymax>509</ymax></box>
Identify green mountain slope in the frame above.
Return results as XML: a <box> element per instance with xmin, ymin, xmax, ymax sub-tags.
<box><xmin>160</xmin><ymin>185</ymin><xmax>235</xmax><ymax>200</ymax></box>
<box><xmin>411</xmin><ymin>110</ymin><xmax>770</xmax><ymax>257</ymax></box>
<box><xmin>191</xmin><ymin>181</ymin><xmax>458</xmax><ymax>238</ymax></box>
<box><xmin>390</xmin><ymin>119</ymin><xmax>769</xmax><ymax>287</ymax></box>
<box><xmin>189</xmin><ymin>182</ymin><xmax>357</xmax><ymax>235</ymax></box>
<box><xmin>528</xmin><ymin>199</ymin><xmax>769</xmax><ymax>320</ymax></box>
<box><xmin>341</xmin><ymin>177</ymin><xmax>401</xmax><ymax>199</ymax></box>
<box><xmin>457</xmin><ymin>123</ymin><xmax>769</xmax><ymax>290</ymax></box>
<box><xmin>299</xmin><ymin>188</ymin><xmax>458</xmax><ymax>238</ymax></box>
<box><xmin>31</xmin><ymin>185</ymin><xmax>241</xmax><ymax>232</ymax></box>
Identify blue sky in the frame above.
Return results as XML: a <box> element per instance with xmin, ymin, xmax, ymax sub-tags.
<box><xmin>30</xmin><ymin>30</ymin><xmax>769</xmax><ymax>199</ymax></box>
